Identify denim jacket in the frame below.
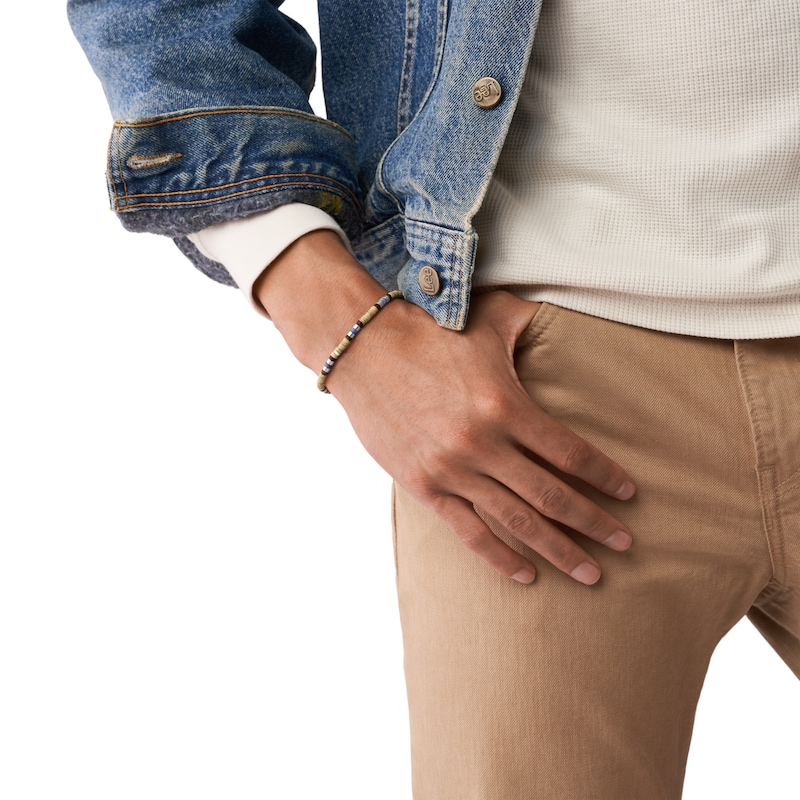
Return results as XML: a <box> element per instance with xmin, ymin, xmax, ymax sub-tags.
<box><xmin>68</xmin><ymin>0</ymin><xmax>542</xmax><ymax>329</ymax></box>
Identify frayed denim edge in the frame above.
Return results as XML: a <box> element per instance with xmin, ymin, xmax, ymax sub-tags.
<box><xmin>173</xmin><ymin>236</ymin><xmax>237</xmax><ymax>287</ymax></box>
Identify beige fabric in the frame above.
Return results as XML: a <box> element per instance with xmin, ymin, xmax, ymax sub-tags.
<box><xmin>393</xmin><ymin>304</ymin><xmax>800</xmax><ymax>799</ymax></box>
<box><xmin>473</xmin><ymin>0</ymin><xmax>800</xmax><ymax>338</ymax></box>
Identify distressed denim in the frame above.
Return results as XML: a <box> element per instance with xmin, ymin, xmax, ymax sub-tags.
<box><xmin>68</xmin><ymin>0</ymin><xmax>542</xmax><ymax>328</ymax></box>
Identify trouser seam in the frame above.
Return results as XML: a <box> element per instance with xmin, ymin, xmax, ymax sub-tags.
<box><xmin>754</xmin><ymin>455</ymin><xmax>788</xmax><ymax>586</ymax></box>
<box><xmin>515</xmin><ymin>302</ymin><xmax>561</xmax><ymax>350</ymax></box>
<box><xmin>734</xmin><ymin>342</ymin><xmax>786</xmax><ymax>583</ymax></box>
<box><xmin>774</xmin><ymin>464</ymin><xmax>800</xmax><ymax>495</ymax></box>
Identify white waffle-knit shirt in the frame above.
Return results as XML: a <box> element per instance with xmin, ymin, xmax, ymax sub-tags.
<box><xmin>472</xmin><ymin>0</ymin><xmax>800</xmax><ymax>338</ymax></box>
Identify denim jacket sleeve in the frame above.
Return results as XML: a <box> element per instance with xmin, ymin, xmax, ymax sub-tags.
<box><xmin>68</xmin><ymin>0</ymin><xmax>362</xmax><ymax>286</ymax></box>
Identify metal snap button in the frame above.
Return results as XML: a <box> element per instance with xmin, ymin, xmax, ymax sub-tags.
<box><xmin>471</xmin><ymin>77</ymin><xmax>502</xmax><ymax>108</ymax></box>
<box><xmin>418</xmin><ymin>266</ymin><xmax>441</xmax><ymax>296</ymax></box>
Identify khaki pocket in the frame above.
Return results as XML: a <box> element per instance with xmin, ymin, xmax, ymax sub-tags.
<box><xmin>514</xmin><ymin>302</ymin><xmax>562</xmax><ymax>367</ymax></box>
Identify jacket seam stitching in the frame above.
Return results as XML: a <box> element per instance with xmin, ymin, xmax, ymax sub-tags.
<box><xmin>113</xmin><ymin>180</ymin><xmax>364</xmax><ymax>219</ymax></box>
<box><xmin>447</xmin><ymin>241</ymin><xmax>456</xmax><ymax>324</ymax></box>
<box><xmin>455</xmin><ymin>234</ymin><xmax>467</xmax><ymax>328</ymax></box>
<box><xmin>114</xmin><ymin>108</ymin><xmax>354</xmax><ymax>140</ymax></box>
<box><xmin>406</xmin><ymin>216</ymin><xmax>462</xmax><ymax>235</ymax></box>
<box><xmin>397</xmin><ymin>0</ymin><xmax>419</xmax><ymax>134</ymax></box>
<box><xmin>115</xmin><ymin>125</ymin><xmax>130</xmax><ymax>202</ymax></box>
<box><xmin>107</xmin><ymin>131</ymin><xmax>118</xmax><ymax>211</ymax></box>
<box><xmin>114</xmin><ymin>171</ymin><xmax>359</xmax><ymax>204</ymax></box>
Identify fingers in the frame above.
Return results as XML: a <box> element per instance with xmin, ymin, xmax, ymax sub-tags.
<box><xmin>518</xmin><ymin>406</ymin><xmax>636</xmax><ymax>500</ymax></box>
<box><xmin>435</xmin><ymin>496</ymin><xmax>537</xmax><ymax>585</ymax></box>
<box><xmin>412</xmin><ymin>392</ymin><xmax>635</xmax><ymax>586</ymax></box>
<box><xmin>499</xmin><ymin>450</ymin><xmax>633</xmax><ymax>552</ymax></box>
<box><xmin>462</xmin><ymin>477</ymin><xmax>606</xmax><ymax>585</ymax></box>
<box><xmin>434</xmin><ymin>479</ymin><xmax>617</xmax><ymax>587</ymax></box>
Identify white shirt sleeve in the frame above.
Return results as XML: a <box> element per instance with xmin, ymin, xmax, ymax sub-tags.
<box><xmin>187</xmin><ymin>204</ymin><xmax>350</xmax><ymax>317</ymax></box>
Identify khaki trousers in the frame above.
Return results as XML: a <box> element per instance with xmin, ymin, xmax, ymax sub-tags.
<box><xmin>393</xmin><ymin>304</ymin><xmax>800</xmax><ymax>800</ymax></box>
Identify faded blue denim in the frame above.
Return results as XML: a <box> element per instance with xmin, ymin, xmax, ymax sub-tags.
<box><xmin>68</xmin><ymin>0</ymin><xmax>542</xmax><ymax>328</ymax></box>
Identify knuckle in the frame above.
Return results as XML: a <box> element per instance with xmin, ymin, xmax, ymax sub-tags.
<box><xmin>503</xmin><ymin>508</ymin><xmax>537</xmax><ymax>538</ymax></box>
<box><xmin>584</xmin><ymin>515</ymin><xmax>612</xmax><ymax>539</ymax></box>
<box><xmin>402</xmin><ymin>471</ymin><xmax>438</xmax><ymax>498</ymax></box>
<box><xmin>457</xmin><ymin>525</ymin><xmax>488</xmax><ymax>551</ymax></box>
<box><xmin>600</xmin><ymin>468</ymin><xmax>623</xmax><ymax>491</ymax></box>
<box><xmin>535</xmin><ymin>483</ymin><xmax>569</xmax><ymax>516</ymax></box>
<box><xmin>474</xmin><ymin>387</ymin><xmax>513</xmax><ymax>421</ymax></box>
<box><xmin>444</xmin><ymin>417</ymin><xmax>485</xmax><ymax>457</ymax></box>
<box><xmin>550</xmin><ymin>540</ymin><xmax>580</xmax><ymax>569</ymax></box>
<box><xmin>559</xmin><ymin>441</ymin><xmax>593</xmax><ymax>473</ymax></box>
<box><xmin>422</xmin><ymin>449</ymin><xmax>457</xmax><ymax>479</ymax></box>
<box><xmin>416</xmin><ymin>437</ymin><xmax>474</xmax><ymax>481</ymax></box>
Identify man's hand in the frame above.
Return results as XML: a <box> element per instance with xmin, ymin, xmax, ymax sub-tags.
<box><xmin>256</xmin><ymin>231</ymin><xmax>635</xmax><ymax>585</ymax></box>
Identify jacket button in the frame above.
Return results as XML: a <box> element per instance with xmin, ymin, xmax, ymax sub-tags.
<box><xmin>418</xmin><ymin>266</ymin><xmax>441</xmax><ymax>296</ymax></box>
<box><xmin>471</xmin><ymin>77</ymin><xmax>502</xmax><ymax>108</ymax></box>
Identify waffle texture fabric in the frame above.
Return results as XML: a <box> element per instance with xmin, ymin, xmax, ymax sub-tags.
<box><xmin>473</xmin><ymin>0</ymin><xmax>800</xmax><ymax>338</ymax></box>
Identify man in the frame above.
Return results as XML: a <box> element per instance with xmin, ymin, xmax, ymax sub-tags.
<box><xmin>69</xmin><ymin>0</ymin><xmax>799</xmax><ymax>797</ymax></box>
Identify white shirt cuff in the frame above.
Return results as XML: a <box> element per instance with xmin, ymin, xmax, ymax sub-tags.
<box><xmin>187</xmin><ymin>204</ymin><xmax>350</xmax><ymax>317</ymax></box>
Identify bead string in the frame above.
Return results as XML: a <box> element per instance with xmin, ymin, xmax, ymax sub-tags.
<box><xmin>317</xmin><ymin>289</ymin><xmax>405</xmax><ymax>393</ymax></box>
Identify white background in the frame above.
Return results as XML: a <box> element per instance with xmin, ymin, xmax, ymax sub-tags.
<box><xmin>1</xmin><ymin>3</ymin><xmax>797</xmax><ymax>798</ymax></box>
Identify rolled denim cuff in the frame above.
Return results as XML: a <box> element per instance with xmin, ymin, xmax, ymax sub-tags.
<box><xmin>107</xmin><ymin>106</ymin><xmax>363</xmax><ymax>284</ymax></box>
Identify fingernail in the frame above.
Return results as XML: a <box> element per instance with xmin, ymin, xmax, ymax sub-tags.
<box><xmin>614</xmin><ymin>481</ymin><xmax>636</xmax><ymax>500</ymax></box>
<box><xmin>512</xmin><ymin>567</ymin><xmax>536</xmax><ymax>584</ymax></box>
<box><xmin>603</xmin><ymin>529</ymin><xmax>632</xmax><ymax>551</ymax></box>
<box><xmin>571</xmin><ymin>562</ymin><xmax>601</xmax><ymax>585</ymax></box>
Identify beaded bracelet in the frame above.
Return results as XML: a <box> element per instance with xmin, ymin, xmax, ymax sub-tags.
<box><xmin>317</xmin><ymin>289</ymin><xmax>404</xmax><ymax>393</ymax></box>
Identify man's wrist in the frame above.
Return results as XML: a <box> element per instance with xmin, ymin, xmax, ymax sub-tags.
<box><xmin>254</xmin><ymin>229</ymin><xmax>397</xmax><ymax>372</ymax></box>
<box><xmin>188</xmin><ymin>205</ymin><xmax>349</xmax><ymax>318</ymax></box>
